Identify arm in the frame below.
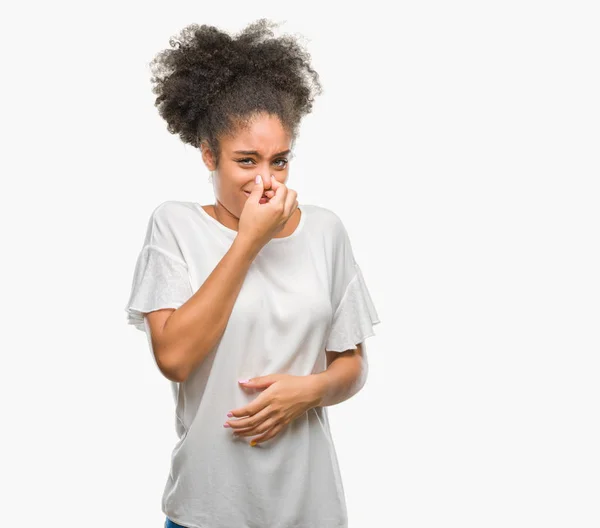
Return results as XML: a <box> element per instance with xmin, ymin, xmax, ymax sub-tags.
<box><xmin>145</xmin><ymin>235</ymin><xmax>261</xmax><ymax>383</ymax></box>
<box><xmin>309</xmin><ymin>342</ymin><xmax>368</xmax><ymax>407</ymax></box>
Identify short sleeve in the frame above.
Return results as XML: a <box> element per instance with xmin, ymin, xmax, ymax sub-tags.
<box><xmin>325</xmin><ymin>215</ymin><xmax>381</xmax><ymax>352</ymax></box>
<box><xmin>124</xmin><ymin>203</ymin><xmax>194</xmax><ymax>332</ymax></box>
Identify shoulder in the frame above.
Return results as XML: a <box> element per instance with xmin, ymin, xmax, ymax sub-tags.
<box><xmin>141</xmin><ymin>200</ymin><xmax>197</xmax><ymax>258</ymax></box>
<box><xmin>149</xmin><ymin>200</ymin><xmax>197</xmax><ymax>225</ymax></box>
<box><xmin>144</xmin><ymin>200</ymin><xmax>199</xmax><ymax>238</ymax></box>
<box><xmin>304</xmin><ymin>205</ymin><xmax>352</xmax><ymax>257</ymax></box>
<box><xmin>302</xmin><ymin>203</ymin><xmax>348</xmax><ymax>240</ymax></box>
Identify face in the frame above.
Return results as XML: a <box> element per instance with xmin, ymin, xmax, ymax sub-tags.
<box><xmin>201</xmin><ymin>112</ymin><xmax>293</xmax><ymax>224</ymax></box>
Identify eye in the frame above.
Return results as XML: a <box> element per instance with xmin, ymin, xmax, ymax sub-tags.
<box><xmin>234</xmin><ymin>157</ymin><xmax>289</xmax><ymax>168</ymax></box>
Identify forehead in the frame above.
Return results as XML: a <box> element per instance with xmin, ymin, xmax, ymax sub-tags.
<box><xmin>222</xmin><ymin>114</ymin><xmax>291</xmax><ymax>153</ymax></box>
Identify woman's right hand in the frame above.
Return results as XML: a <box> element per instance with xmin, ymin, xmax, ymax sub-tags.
<box><xmin>238</xmin><ymin>174</ymin><xmax>299</xmax><ymax>250</ymax></box>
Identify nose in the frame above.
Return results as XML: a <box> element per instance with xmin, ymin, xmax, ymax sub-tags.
<box><xmin>260</xmin><ymin>174</ymin><xmax>273</xmax><ymax>190</ymax></box>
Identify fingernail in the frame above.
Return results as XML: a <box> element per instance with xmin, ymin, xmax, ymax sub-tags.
<box><xmin>238</xmin><ymin>379</ymin><xmax>249</xmax><ymax>384</ymax></box>
<box><xmin>250</xmin><ymin>440</ymin><xmax>257</xmax><ymax>447</ymax></box>
<box><xmin>255</xmin><ymin>175</ymin><xmax>262</xmax><ymax>184</ymax></box>
<box><xmin>227</xmin><ymin>412</ymin><xmax>233</xmax><ymax>417</ymax></box>
<box><xmin>223</xmin><ymin>423</ymin><xmax>231</xmax><ymax>428</ymax></box>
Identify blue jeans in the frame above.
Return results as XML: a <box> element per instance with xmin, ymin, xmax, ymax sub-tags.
<box><xmin>165</xmin><ymin>517</ymin><xmax>188</xmax><ymax>528</ymax></box>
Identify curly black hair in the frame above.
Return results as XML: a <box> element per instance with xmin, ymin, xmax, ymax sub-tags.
<box><xmin>149</xmin><ymin>19</ymin><xmax>323</xmax><ymax>167</ymax></box>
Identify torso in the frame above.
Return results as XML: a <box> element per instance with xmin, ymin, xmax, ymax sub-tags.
<box><xmin>153</xmin><ymin>201</ymin><xmax>351</xmax><ymax>527</ymax></box>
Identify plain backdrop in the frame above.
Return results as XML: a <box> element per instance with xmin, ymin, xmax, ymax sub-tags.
<box><xmin>1</xmin><ymin>1</ymin><xmax>599</xmax><ymax>527</ymax></box>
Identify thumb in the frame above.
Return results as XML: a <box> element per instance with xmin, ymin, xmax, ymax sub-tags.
<box><xmin>248</xmin><ymin>174</ymin><xmax>264</xmax><ymax>202</ymax></box>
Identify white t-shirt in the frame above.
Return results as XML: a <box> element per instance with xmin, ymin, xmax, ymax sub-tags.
<box><xmin>125</xmin><ymin>200</ymin><xmax>380</xmax><ymax>528</ymax></box>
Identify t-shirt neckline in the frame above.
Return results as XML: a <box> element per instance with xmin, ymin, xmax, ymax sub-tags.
<box><xmin>193</xmin><ymin>202</ymin><xmax>306</xmax><ymax>243</ymax></box>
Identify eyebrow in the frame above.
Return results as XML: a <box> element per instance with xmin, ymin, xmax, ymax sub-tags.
<box><xmin>233</xmin><ymin>149</ymin><xmax>291</xmax><ymax>158</ymax></box>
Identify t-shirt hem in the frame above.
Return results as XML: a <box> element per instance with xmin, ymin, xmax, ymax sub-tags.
<box><xmin>163</xmin><ymin>511</ymin><xmax>348</xmax><ymax>528</ymax></box>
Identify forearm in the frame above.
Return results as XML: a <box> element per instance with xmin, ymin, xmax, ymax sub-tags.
<box><xmin>160</xmin><ymin>235</ymin><xmax>261</xmax><ymax>381</ymax></box>
<box><xmin>310</xmin><ymin>349</ymin><xmax>368</xmax><ymax>407</ymax></box>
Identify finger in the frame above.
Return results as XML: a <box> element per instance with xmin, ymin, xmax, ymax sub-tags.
<box><xmin>233</xmin><ymin>416</ymin><xmax>277</xmax><ymax>437</ymax></box>
<box><xmin>290</xmin><ymin>199</ymin><xmax>299</xmax><ymax>221</ymax></box>
<box><xmin>269</xmin><ymin>174</ymin><xmax>282</xmax><ymax>190</ymax></box>
<box><xmin>279</xmin><ymin>189</ymin><xmax>297</xmax><ymax>223</ymax></box>
<box><xmin>251</xmin><ymin>423</ymin><xmax>284</xmax><ymax>446</ymax></box>
<box><xmin>227</xmin><ymin>400</ymin><xmax>263</xmax><ymax>420</ymax></box>
<box><xmin>248</xmin><ymin>174</ymin><xmax>264</xmax><ymax>203</ymax></box>
<box><xmin>226</xmin><ymin>404</ymin><xmax>272</xmax><ymax>430</ymax></box>
<box><xmin>269</xmin><ymin>175</ymin><xmax>288</xmax><ymax>206</ymax></box>
<box><xmin>283</xmin><ymin>189</ymin><xmax>298</xmax><ymax>219</ymax></box>
<box><xmin>227</xmin><ymin>392</ymin><xmax>271</xmax><ymax>418</ymax></box>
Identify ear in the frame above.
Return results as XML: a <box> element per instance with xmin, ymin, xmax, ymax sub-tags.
<box><xmin>200</xmin><ymin>140</ymin><xmax>217</xmax><ymax>171</ymax></box>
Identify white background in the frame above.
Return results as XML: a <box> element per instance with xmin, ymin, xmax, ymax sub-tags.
<box><xmin>1</xmin><ymin>1</ymin><xmax>598</xmax><ymax>527</ymax></box>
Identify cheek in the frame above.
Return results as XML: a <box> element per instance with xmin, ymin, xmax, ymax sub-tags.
<box><xmin>215</xmin><ymin>177</ymin><xmax>247</xmax><ymax>210</ymax></box>
<box><xmin>214</xmin><ymin>172</ymin><xmax>242</xmax><ymax>195</ymax></box>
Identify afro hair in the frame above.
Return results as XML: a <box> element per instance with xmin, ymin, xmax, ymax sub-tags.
<box><xmin>149</xmin><ymin>19</ymin><xmax>323</xmax><ymax>166</ymax></box>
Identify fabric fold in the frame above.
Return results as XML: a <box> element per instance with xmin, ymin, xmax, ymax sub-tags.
<box><xmin>325</xmin><ymin>263</ymin><xmax>380</xmax><ymax>352</ymax></box>
<box><xmin>124</xmin><ymin>244</ymin><xmax>194</xmax><ymax>332</ymax></box>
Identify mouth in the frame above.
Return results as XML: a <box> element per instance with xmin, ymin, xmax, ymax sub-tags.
<box><xmin>244</xmin><ymin>190</ymin><xmax>269</xmax><ymax>202</ymax></box>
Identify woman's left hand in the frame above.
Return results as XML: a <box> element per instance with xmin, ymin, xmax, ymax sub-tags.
<box><xmin>224</xmin><ymin>374</ymin><xmax>322</xmax><ymax>446</ymax></box>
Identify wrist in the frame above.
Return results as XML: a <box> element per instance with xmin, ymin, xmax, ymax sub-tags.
<box><xmin>307</xmin><ymin>373</ymin><xmax>328</xmax><ymax>408</ymax></box>
<box><xmin>232</xmin><ymin>234</ymin><xmax>261</xmax><ymax>261</ymax></box>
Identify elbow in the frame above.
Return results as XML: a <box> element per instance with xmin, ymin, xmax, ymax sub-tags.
<box><xmin>154</xmin><ymin>346</ymin><xmax>190</xmax><ymax>383</ymax></box>
<box><xmin>357</xmin><ymin>356</ymin><xmax>369</xmax><ymax>391</ymax></box>
<box><xmin>146</xmin><ymin>313</ymin><xmax>193</xmax><ymax>383</ymax></box>
<box><xmin>157</xmin><ymin>356</ymin><xmax>189</xmax><ymax>383</ymax></box>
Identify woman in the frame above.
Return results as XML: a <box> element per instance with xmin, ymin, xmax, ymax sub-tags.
<box><xmin>125</xmin><ymin>19</ymin><xmax>381</xmax><ymax>528</ymax></box>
